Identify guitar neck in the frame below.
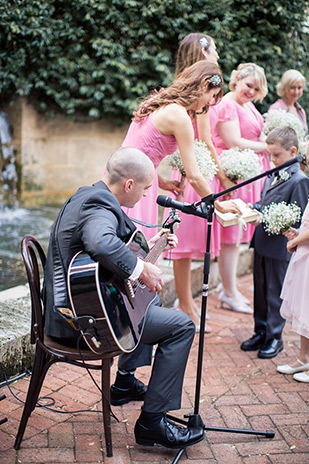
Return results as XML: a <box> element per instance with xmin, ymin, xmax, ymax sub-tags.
<box><xmin>145</xmin><ymin>234</ymin><xmax>168</xmax><ymax>264</ymax></box>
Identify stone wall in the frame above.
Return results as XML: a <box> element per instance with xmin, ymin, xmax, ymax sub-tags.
<box><xmin>4</xmin><ymin>99</ymin><xmax>129</xmax><ymax>205</ymax></box>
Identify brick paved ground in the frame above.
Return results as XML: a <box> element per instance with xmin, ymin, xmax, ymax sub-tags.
<box><xmin>0</xmin><ymin>273</ymin><xmax>308</xmax><ymax>463</ymax></box>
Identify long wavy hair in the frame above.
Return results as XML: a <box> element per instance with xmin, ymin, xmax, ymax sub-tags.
<box><xmin>133</xmin><ymin>60</ymin><xmax>223</xmax><ymax>121</ymax></box>
<box><xmin>175</xmin><ymin>32</ymin><xmax>213</xmax><ymax>77</ymax></box>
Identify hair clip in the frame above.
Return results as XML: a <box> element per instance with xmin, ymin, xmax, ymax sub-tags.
<box><xmin>199</xmin><ymin>37</ymin><xmax>209</xmax><ymax>50</ymax></box>
<box><xmin>210</xmin><ymin>75</ymin><xmax>221</xmax><ymax>86</ymax></box>
<box><xmin>238</xmin><ymin>68</ymin><xmax>250</xmax><ymax>78</ymax></box>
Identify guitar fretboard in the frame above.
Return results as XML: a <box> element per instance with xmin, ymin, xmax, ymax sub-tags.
<box><xmin>145</xmin><ymin>235</ymin><xmax>169</xmax><ymax>264</ymax></box>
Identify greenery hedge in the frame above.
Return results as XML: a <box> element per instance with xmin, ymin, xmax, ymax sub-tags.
<box><xmin>0</xmin><ymin>0</ymin><xmax>308</xmax><ymax>122</ymax></box>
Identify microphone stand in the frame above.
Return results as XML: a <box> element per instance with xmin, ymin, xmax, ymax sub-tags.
<box><xmin>160</xmin><ymin>156</ymin><xmax>302</xmax><ymax>463</ymax></box>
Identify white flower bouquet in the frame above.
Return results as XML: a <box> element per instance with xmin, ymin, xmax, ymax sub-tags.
<box><xmin>263</xmin><ymin>109</ymin><xmax>307</xmax><ymax>162</ymax></box>
<box><xmin>262</xmin><ymin>201</ymin><xmax>302</xmax><ymax>236</ymax></box>
<box><xmin>168</xmin><ymin>139</ymin><xmax>218</xmax><ymax>180</ymax></box>
<box><xmin>220</xmin><ymin>147</ymin><xmax>262</xmax><ymax>182</ymax></box>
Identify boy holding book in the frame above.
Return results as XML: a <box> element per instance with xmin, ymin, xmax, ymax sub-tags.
<box><xmin>241</xmin><ymin>127</ymin><xmax>309</xmax><ymax>358</ymax></box>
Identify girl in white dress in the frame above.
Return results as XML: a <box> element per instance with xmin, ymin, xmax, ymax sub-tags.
<box><xmin>277</xmin><ymin>201</ymin><xmax>309</xmax><ymax>382</ymax></box>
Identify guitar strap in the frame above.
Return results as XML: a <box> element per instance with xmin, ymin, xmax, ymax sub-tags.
<box><xmin>129</xmin><ymin>218</ymin><xmax>161</xmax><ymax>228</ymax></box>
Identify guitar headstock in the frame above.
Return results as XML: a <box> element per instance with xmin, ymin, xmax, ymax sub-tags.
<box><xmin>162</xmin><ymin>208</ymin><xmax>181</xmax><ymax>233</ymax></box>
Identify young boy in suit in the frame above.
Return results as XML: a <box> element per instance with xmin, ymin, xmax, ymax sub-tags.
<box><xmin>241</xmin><ymin>127</ymin><xmax>309</xmax><ymax>358</ymax></box>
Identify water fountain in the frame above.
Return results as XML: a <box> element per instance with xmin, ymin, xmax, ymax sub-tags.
<box><xmin>0</xmin><ymin>111</ymin><xmax>18</xmax><ymax>206</ymax></box>
<box><xmin>0</xmin><ymin>111</ymin><xmax>59</xmax><ymax>291</ymax></box>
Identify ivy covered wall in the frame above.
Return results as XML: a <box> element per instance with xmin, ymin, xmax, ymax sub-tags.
<box><xmin>0</xmin><ymin>0</ymin><xmax>308</xmax><ymax>122</ymax></box>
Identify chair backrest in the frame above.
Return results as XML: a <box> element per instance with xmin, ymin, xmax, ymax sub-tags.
<box><xmin>21</xmin><ymin>236</ymin><xmax>46</xmax><ymax>344</ymax></box>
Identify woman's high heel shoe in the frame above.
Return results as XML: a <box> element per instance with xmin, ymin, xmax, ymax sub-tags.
<box><xmin>216</xmin><ymin>282</ymin><xmax>250</xmax><ymax>305</ymax></box>
<box><xmin>218</xmin><ymin>291</ymin><xmax>252</xmax><ymax>314</ymax></box>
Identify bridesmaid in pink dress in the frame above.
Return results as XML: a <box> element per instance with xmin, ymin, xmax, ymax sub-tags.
<box><xmin>165</xmin><ymin>33</ymin><xmax>235</xmax><ymax>326</ymax></box>
<box><xmin>277</xmin><ymin>201</ymin><xmax>309</xmax><ymax>383</ymax></box>
<box><xmin>269</xmin><ymin>69</ymin><xmax>307</xmax><ymax>135</ymax></box>
<box><xmin>122</xmin><ymin>113</ymin><xmax>179</xmax><ymax>241</ymax></box>
<box><xmin>118</xmin><ymin>60</ymin><xmax>241</xmax><ymax>326</ymax></box>
<box><xmin>211</xmin><ymin>63</ymin><xmax>270</xmax><ymax>312</ymax></box>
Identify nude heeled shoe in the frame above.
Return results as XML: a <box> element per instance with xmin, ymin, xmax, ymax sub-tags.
<box><xmin>218</xmin><ymin>291</ymin><xmax>253</xmax><ymax>314</ymax></box>
<box><xmin>216</xmin><ymin>282</ymin><xmax>250</xmax><ymax>305</ymax></box>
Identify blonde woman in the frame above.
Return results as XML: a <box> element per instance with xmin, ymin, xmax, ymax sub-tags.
<box><xmin>269</xmin><ymin>69</ymin><xmax>307</xmax><ymax>135</ymax></box>
<box><xmin>211</xmin><ymin>63</ymin><xmax>270</xmax><ymax>312</ymax></box>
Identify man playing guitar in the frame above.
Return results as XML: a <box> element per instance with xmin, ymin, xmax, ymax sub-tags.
<box><xmin>43</xmin><ymin>147</ymin><xmax>204</xmax><ymax>450</ymax></box>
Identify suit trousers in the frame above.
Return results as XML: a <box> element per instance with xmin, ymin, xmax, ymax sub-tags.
<box><xmin>253</xmin><ymin>251</ymin><xmax>288</xmax><ymax>342</ymax></box>
<box><xmin>118</xmin><ymin>295</ymin><xmax>195</xmax><ymax>413</ymax></box>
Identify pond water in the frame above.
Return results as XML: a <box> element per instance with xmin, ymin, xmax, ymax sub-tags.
<box><xmin>0</xmin><ymin>205</ymin><xmax>60</xmax><ymax>291</ymax></box>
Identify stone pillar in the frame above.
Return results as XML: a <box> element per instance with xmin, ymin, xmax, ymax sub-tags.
<box><xmin>4</xmin><ymin>98</ymin><xmax>129</xmax><ymax>205</ymax></box>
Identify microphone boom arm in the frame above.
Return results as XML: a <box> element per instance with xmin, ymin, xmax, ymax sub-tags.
<box><xmin>198</xmin><ymin>156</ymin><xmax>303</xmax><ymax>206</ymax></box>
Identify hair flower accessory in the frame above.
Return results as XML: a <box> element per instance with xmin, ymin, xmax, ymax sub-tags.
<box><xmin>210</xmin><ymin>74</ymin><xmax>221</xmax><ymax>86</ymax></box>
<box><xmin>199</xmin><ymin>37</ymin><xmax>209</xmax><ymax>49</ymax></box>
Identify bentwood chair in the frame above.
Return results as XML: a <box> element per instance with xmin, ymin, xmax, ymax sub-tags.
<box><xmin>14</xmin><ymin>236</ymin><xmax>121</xmax><ymax>457</ymax></box>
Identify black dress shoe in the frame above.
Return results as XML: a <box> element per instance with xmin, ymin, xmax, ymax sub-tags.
<box><xmin>258</xmin><ymin>338</ymin><xmax>284</xmax><ymax>359</ymax></box>
<box><xmin>240</xmin><ymin>332</ymin><xmax>266</xmax><ymax>351</ymax></box>
<box><xmin>110</xmin><ymin>378</ymin><xmax>147</xmax><ymax>405</ymax></box>
<box><xmin>134</xmin><ymin>415</ymin><xmax>205</xmax><ymax>449</ymax></box>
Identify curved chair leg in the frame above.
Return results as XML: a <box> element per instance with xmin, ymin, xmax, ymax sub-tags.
<box><xmin>14</xmin><ymin>347</ymin><xmax>52</xmax><ymax>449</ymax></box>
<box><xmin>102</xmin><ymin>358</ymin><xmax>113</xmax><ymax>457</ymax></box>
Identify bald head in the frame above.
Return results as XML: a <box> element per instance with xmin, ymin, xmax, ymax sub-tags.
<box><xmin>105</xmin><ymin>147</ymin><xmax>154</xmax><ymax>185</ymax></box>
<box><xmin>103</xmin><ymin>148</ymin><xmax>155</xmax><ymax>207</ymax></box>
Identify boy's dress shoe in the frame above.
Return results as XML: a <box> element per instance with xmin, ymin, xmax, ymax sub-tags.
<box><xmin>134</xmin><ymin>415</ymin><xmax>205</xmax><ymax>449</ymax></box>
<box><xmin>240</xmin><ymin>332</ymin><xmax>266</xmax><ymax>351</ymax></box>
<box><xmin>258</xmin><ymin>338</ymin><xmax>283</xmax><ymax>359</ymax></box>
<box><xmin>110</xmin><ymin>378</ymin><xmax>147</xmax><ymax>405</ymax></box>
<box><xmin>277</xmin><ymin>359</ymin><xmax>309</xmax><ymax>374</ymax></box>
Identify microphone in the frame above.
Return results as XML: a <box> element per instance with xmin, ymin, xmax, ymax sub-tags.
<box><xmin>157</xmin><ymin>195</ymin><xmax>209</xmax><ymax>218</ymax></box>
<box><xmin>157</xmin><ymin>195</ymin><xmax>186</xmax><ymax>210</ymax></box>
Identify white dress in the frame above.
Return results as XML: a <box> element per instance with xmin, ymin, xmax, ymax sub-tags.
<box><xmin>280</xmin><ymin>202</ymin><xmax>309</xmax><ymax>338</ymax></box>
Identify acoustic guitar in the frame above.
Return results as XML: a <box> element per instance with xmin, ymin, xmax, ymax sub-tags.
<box><xmin>67</xmin><ymin>213</ymin><xmax>180</xmax><ymax>354</ymax></box>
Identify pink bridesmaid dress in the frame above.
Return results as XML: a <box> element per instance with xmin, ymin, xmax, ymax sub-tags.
<box><xmin>165</xmin><ymin>117</ymin><xmax>221</xmax><ymax>260</ymax></box>
<box><xmin>211</xmin><ymin>97</ymin><xmax>270</xmax><ymax>244</ymax></box>
<box><xmin>120</xmin><ymin>113</ymin><xmax>178</xmax><ymax>240</ymax></box>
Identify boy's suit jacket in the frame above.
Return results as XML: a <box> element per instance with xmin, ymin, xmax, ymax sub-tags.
<box><xmin>252</xmin><ymin>163</ymin><xmax>309</xmax><ymax>261</ymax></box>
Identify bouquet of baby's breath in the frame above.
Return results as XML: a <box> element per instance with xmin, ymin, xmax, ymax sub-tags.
<box><xmin>263</xmin><ymin>109</ymin><xmax>307</xmax><ymax>163</ymax></box>
<box><xmin>220</xmin><ymin>147</ymin><xmax>262</xmax><ymax>182</ymax></box>
<box><xmin>262</xmin><ymin>201</ymin><xmax>302</xmax><ymax>236</ymax></box>
<box><xmin>168</xmin><ymin>139</ymin><xmax>218</xmax><ymax>180</ymax></box>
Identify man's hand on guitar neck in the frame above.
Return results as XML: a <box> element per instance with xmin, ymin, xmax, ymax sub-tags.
<box><xmin>148</xmin><ymin>228</ymin><xmax>178</xmax><ymax>251</ymax></box>
<box><xmin>140</xmin><ymin>262</ymin><xmax>164</xmax><ymax>293</ymax></box>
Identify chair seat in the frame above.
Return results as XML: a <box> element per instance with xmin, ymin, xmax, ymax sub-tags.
<box><xmin>43</xmin><ymin>332</ymin><xmax>122</xmax><ymax>361</ymax></box>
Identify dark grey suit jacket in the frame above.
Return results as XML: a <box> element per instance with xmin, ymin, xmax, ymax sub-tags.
<box><xmin>43</xmin><ymin>181</ymin><xmax>138</xmax><ymax>338</ymax></box>
<box><xmin>252</xmin><ymin>163</ymin><xmax>309</xmax><ymax>261</ymax></box>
